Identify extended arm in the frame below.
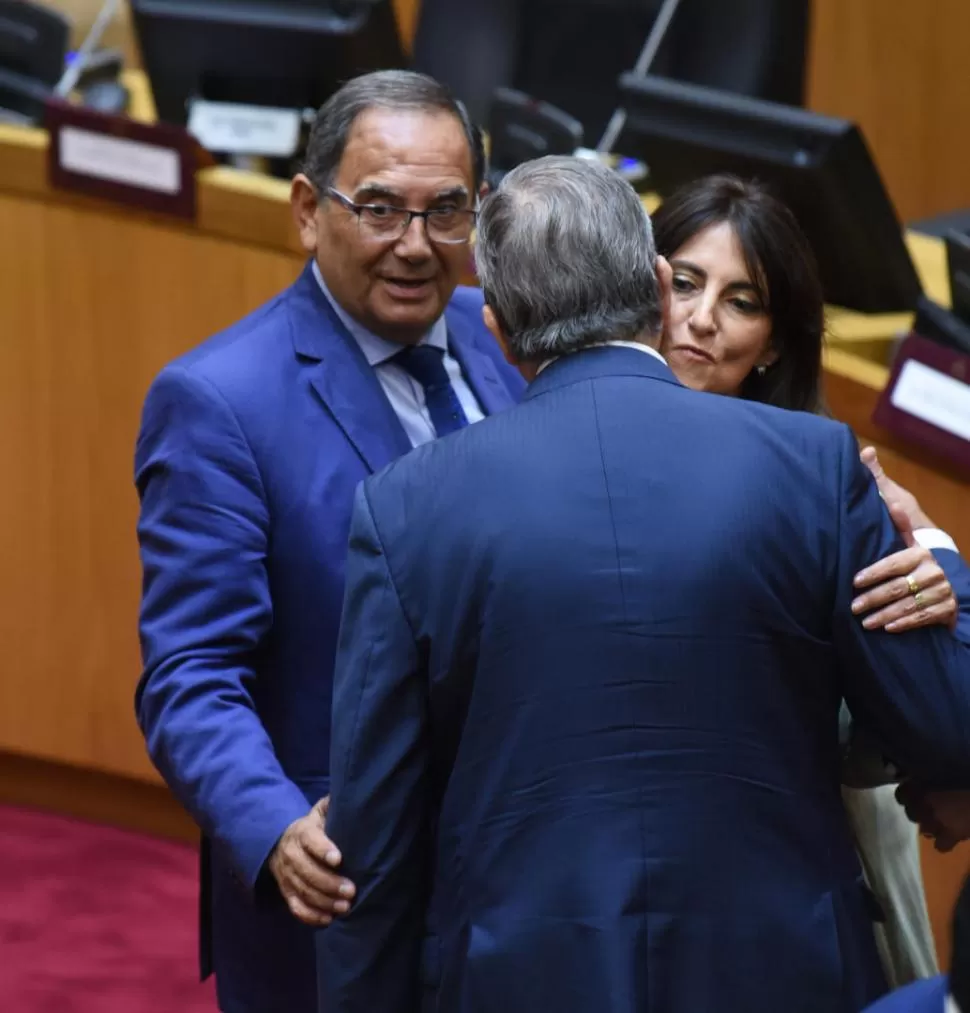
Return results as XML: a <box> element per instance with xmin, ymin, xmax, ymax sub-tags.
<box><xmin>136</xmin><ymin>366</ymin><xmax>312</xmax><ymax>887</ymax></box>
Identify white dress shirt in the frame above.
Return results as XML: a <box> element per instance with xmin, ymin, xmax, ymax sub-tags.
<box><xmin>537</xmin><ymin>339</ymin><xmax>667</xmax><ymax>375</ymax></box>
<box><xmin>312</xmin><ymin>261</ymin><xmax>484</xmax><ymax>448</ymax></box>
<box><xmin>914</xmin><ymin>528</ymin><xmax>959</xmax><ymax>553</ymax></box>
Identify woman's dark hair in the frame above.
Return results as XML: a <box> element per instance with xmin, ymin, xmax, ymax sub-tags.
<box><xmin>652</xmin><ymin>174</ymin><xmax>826</xmax><ymax>414</ymax></box>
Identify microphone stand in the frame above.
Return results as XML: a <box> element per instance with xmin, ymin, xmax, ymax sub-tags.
<box><xmin>54</xmin><ymin>0</ymin><xmax>122</xmax><ymax>98</ymax></box>
<box><xmin>596</xmin><ymin>0</ymin><xmax>683</xmax><ymax>154</ymax></box>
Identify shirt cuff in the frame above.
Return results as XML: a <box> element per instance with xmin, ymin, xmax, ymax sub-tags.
<box><xmin>914</xmin><ymin>528</ymin><xmax>958</xmax><ymax>553</ymax></box>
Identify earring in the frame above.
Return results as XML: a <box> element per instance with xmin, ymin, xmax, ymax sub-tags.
<box><xmin>756</xmin><ymin>364</ymin><xmax>767</xmax><ymax>376</ymax></box>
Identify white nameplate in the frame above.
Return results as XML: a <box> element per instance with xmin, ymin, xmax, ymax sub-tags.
<box><xmin>188</xmin><ymin>101</ymin><xmax>301</xmax><ymax>158</ymax></box>
<box><xmin>891</xmin><ymin>358</ymin><xmax>970</xmax><ymax>442</ymax></box>
<box><xmin>60</xmin><ymin>126</ymin><xmax>181</xmax><ymax>195</ymax></box>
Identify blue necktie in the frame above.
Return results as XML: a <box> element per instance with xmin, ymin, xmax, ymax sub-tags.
<box><xmin>395</xmin><ymin>345</ymin><xmax>469</xmax><ymax>438</ymax></box>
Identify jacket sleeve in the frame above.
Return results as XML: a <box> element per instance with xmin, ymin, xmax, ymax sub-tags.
<box><xmin>832</xmin><ymin>425</ymin><xmax>970</xmax><ymax>787</ymax></box>
<box><xmin>317</xmin><ymin>480</ymin><xmax>429</xmax><ymax>1013</ymax></box>
<box><xmin>937</xmin><ymin>547</ymin><xmax>970</xmax><ymax>645</ymax></box>
<box><xmin>840</xmin><ymin>541</ymin><xmax>970</xmax><ymax>787</ymax></box>
<box><xmin>135</xmin><ymin>365</ymin><xmax>310</xmax><ymax>889</ymax></box>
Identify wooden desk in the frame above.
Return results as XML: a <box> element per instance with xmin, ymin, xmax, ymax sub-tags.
<box><xmin>0</xmin><ymin>98</ymin><xmax>967</xmax><ymax>963</ymax></box>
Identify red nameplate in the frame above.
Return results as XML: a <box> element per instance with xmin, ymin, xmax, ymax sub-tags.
<box><xmin>872</xmin><ymin>331</ymin><xmax>970</xmax><ymax>477</ymax></box>
<box><xmin>45</xmin><ymin>99</ymin><xmax>207</xmax><ymax>221</ymax></box>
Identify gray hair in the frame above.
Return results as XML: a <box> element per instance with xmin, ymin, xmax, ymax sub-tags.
<box><xmin>475</xmin><ymin>156</ymin><xmax>663</xmax><ymax>361</ymax></box>
<box><xmin>303</xmin><ymin>70</ymin><xmax>486</xmax><ymax>192</ymax></box>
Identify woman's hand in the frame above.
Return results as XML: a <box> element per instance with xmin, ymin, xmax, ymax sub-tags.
<box><xmin>851</xmin><ymin>447</ymin><xmax>955</xmax><ymax>632</ymax></box>
<box><xmin>852</xmin><ymin>546</ymin><xmax>957</xmax><ymax>632</ymax></box>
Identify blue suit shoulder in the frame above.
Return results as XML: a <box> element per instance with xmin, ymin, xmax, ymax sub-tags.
<box><xmin>727</xmin><ymin>394</ymin><xmax>846</xmax><ymax>440</ymax></box>
<box><xmin>447</xmin><ymin>285</ymin><xmax>501</xmax><ymax>350</ymax></box>
<box><xmin>157</xmin><ymin>283</ymin><xmax>297</xmax><ymax>401</ymax></box>
<box><xmin>709</xmin><ymin>393</ymin><xmax>857</xmax><ymax>471</ymax></box>
<box><xmin>447</xmin><ymin>284</ymin><xmax>487</xmax><ymax>322</ymax></box>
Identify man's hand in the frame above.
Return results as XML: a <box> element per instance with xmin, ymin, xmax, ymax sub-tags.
<box><xmin>268</xmin><ymin>796</ymin><xmax>356</xmax><ymax>926</ymax></box>
<box><xmin>897</xmin><ymin>782</ymin><xmax>970</xmax><ymax>853</ymax></box>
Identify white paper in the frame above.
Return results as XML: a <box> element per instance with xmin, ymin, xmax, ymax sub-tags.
<box><xmin>188</xmin><ymin>101</ymin><xmax>301</xmax><ymax>158</ymax></box>
<box><xmin>60</xmin><ymin>126</ymin><xmax>181</xmax><ymax>195</ymax></box>
<box><xmin>891</xmin><ymin>358</ymin><xmax>970</xmax><ymax>442</ymax></box>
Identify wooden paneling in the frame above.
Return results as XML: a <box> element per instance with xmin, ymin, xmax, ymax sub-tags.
<box><xmin>0</xmin><ymin>751</ymin><xmax>196</xmax><ymax>842</ymax></box>
<box><xmin>392</xmin><ymin>0</ymin><xmax>422</xmax><ymax>50</ymax></box>
<box><xmin>0</xmin><ymin>140</ymin><xmax>302</xmax><ymax>783</ymax></box>
<box><xmin>807</xmin><ymin>0</ymin><xmax>970</xmax><ymax>222</ymax></box>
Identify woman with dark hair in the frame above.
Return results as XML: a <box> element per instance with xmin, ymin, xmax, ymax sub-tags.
<box><xmin>652</xmin><ymin>173</ymin><xmax>970</xmax><ymax>988</ymax></box>
<box><xmin>654</xmin><ymin>173</ymin><xmax>824</xmax><ymax>412</ymax></box>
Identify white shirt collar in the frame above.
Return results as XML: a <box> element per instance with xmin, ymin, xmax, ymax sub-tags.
<box><xmin>311</xmin><ymin>259</ymin><xmax>447</xmax><ymax>365</ymax></box>
<box><xmin>537</xmin><ymin>340</ymin><xmax>666</xmax><ymax>375</ymax></box>
<box><xmin>946</xmin><ymin>995</ymin><xmax>961</xmax><ymax>1013</ymax></box>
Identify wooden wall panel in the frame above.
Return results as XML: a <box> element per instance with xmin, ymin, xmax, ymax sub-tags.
<box><xmin>0</xmin><ymin>191</ymin><xmax>301</xmax><ymax>782</ymax></box>
<box><xmin>807</xmin><ymin>0</ymin><xmax>970</xmax><ymax>222</ymax></box>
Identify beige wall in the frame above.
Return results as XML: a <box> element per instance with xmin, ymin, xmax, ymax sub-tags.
<box><xmin>807</xmin><ymin>0</ymin><xmax>970</xmax><ymax>223</ymax></box>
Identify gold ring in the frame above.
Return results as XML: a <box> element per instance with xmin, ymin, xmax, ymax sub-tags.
<box><xmin>914</xmin><ymin>590</ymin><xmax>925</xmax><ymax>608</ymax></box>
<box><xmin>906</xmin><ymin>573</ymin><xmax>921</xmax><ymax>596</ymax></box>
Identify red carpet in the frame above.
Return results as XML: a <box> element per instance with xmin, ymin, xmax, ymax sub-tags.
<box><xmin>0</xmin><ymin>806</ymin><xmax>216</xmax><ymax>1012</ymax></box>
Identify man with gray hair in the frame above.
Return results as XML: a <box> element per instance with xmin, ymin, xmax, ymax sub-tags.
<box><xmin>318</xmin><ymin>156</ymin><xmax>970</xmax><ymax>1012</ymax></box>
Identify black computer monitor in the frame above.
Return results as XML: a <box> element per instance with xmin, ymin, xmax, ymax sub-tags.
<box><xmin>131</xmin><ymin>1</ymin><xmax>406</xmax><ymax>127</ymax></box>
<box><xmin>615</xmin><ymin>74</ymin><xmax>922</xmax><ymax>315</ymax></box>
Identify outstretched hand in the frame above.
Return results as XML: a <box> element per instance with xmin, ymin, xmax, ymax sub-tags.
<box><xmin>268</xmin><ymin>796</ymin><xmax>356</xmax><ymax>926</ymax></box>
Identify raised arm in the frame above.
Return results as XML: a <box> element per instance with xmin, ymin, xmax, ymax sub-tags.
<box><xmin>317</xmin><ymin>481</ymin><xmax>430</xmax><ymax>1013</ymax></box>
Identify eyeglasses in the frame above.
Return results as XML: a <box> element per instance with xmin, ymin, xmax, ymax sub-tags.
<box><xmin>327</xmin><ymin>187</ymin><xmax>476</xmax><ymax>245</ymax></box>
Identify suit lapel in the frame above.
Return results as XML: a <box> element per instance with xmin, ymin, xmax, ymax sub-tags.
<box><xmin>445</xmin><ymin>305</ymin><xmax>518</xmax><ymax>417</ymax></box>
<box><xmin>288</xmin><ymin>264</ymin><xmax>411</xmax><ymax>473</ymax></box>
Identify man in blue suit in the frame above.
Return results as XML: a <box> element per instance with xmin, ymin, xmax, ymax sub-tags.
<box><xmin>135</xmin><ymin>71</ymin><xmax>524</xmax><ymax>1013</ymax></box>
<box><xmin>317</xmin><ymin>156</ymin><xmax>970</xmax><ymax>1012</ymax></box>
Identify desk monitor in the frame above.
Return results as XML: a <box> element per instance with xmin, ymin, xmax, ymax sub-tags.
<box><xmin>131</xmin><ymin>1</ymin><xmax>406</xmax><ymax>128</ymax></box>
<box><xmin>615</xmin><ymin>74</ymin><xmax>921</xmax><ymax>315</ymax></box>
<box><xmin>0</xmin><ymin>0</ymin><xmax>69</xmax><ymax>123</ymax></box>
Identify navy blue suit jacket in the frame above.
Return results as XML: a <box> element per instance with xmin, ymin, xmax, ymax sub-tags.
<box><xmin>134</xmin><ymin>262</ymin><xmax>524</xmax><ymax>1013</ymax></box>
<box><xmin>318</xmin><ymin>346</ymin><xmax>970</xmax><ymax>1013</ymax></box>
